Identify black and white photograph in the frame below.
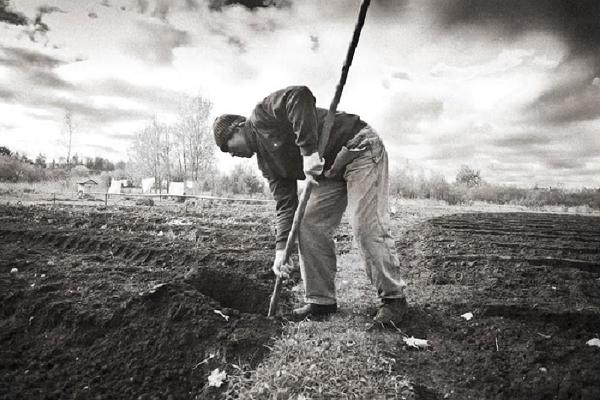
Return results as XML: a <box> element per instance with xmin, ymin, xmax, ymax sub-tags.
<box><xmin>1</xmin><ymin>0</ymin><xmax>599</xmax><ymax>398</ymax></box>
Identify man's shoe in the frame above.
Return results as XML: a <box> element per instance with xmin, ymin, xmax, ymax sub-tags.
<box><xmin>373</xmin><ymin>297</ymin><xmax>408</xmax><ymax>325</ymax></box>
<box><xmin>292</xmin><ymin>303</ymin><xmax>337</xmax><ymax>319</ymax></box>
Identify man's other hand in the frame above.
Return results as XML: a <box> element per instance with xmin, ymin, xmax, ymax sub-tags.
<box><xmin>273</xmin><ymin>249</ymin><xmax>294</xmax><ymax>279</ymax></box>
<box><xmin>303</xmin><ymin>152</ymin><xmax>324</xmax><ymax>178</ymax></box>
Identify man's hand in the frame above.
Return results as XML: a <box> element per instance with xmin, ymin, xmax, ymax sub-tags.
<box><xmin>273</xmin><ymin>249</ymin><xmax>294</xmax><ymax>279</ymax></box>
<box><xmin>303</xmin><ymin>152</ymin><xmax>324</xmax><ymax>178</ymax></box>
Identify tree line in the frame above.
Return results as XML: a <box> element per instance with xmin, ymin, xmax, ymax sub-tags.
<box><xmin>0</xmin><ymin>146</ymin><xmax>123</xmax><ymax>182</ymax></box>
<box><xmin>389</xmin><ymin>162</ymin><xmax>600</xmax><ymax>210</ymax></box>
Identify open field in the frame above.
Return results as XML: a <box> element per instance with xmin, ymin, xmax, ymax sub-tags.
<box><xmin>1</xmin><ymin>197</ymin><xmax>599</xmax><ymax>399</ymax></box>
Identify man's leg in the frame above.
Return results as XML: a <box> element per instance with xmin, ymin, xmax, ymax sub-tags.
<box><xmin>344</xmin><ymin>128</ymin><xmax>407</xmax><ymax>322</ymax></box>
<box><xmin>297</xmin><ymin>178</ymin><xmax>347</xmax><ymax>308</ymax></box>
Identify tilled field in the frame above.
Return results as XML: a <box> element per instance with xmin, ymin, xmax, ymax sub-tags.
<box><xmin>395</xmin><ymin>211</ymin><xmax>600</xmax><ymax>399</ymax></box>
<box><xmin>0</xmin><ymin>202</ymin><xmax>293</xmax><ymax>400</ymax></box>
<box><xmin>1</xmin><ymin>201</ymin><xmax>600</xmax><ymax>399</ymax></box>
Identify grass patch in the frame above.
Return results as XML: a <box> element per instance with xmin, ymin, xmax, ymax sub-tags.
<box><xmin>225</xmin><ymin>317</ymin><xmax>415</xmax><ymax>400</ymax></box>
<box><xmin>225</xmin><ymin>253</ymin><xmax>420</xmax><ymax>400</ymax></box>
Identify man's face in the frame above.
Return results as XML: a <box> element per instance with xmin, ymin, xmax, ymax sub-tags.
<box><xmin>227</xmin><ymin>125</ymin><xmax>253</xmax><ymax>158</ymax></box>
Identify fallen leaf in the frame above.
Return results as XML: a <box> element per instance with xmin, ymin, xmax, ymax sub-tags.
<box><xmin>403</xmin><ymin>336</ymin><xmax>429</xmax><ymax>349</ymax></box>
<box><xmin>586</xmin><ymin>338</ymin><xmax>600</xmax><ymax>347</ymax></box>
<box><xmin>214</xmin><ymin>310</ymin><xmax>230</xmax><ymax>321</ymax></box>
<box><xmin>148</xmin><ymin>283</ymin><xmax>166</xmax><ymax>293</ymax></box>
<box><xmin>537</xmin><ymin>332</ymin><xmax>551</xmax><ymax>339</ymax></box>
<box><xmin>208</xmin><ymin>368</ymin><xmax>227</xmax><ymax>387</ymax></box>
<box><xmin>461</xmin><ymin>312</ymin><xmax>473</xmax><ymax>321</ymax></box>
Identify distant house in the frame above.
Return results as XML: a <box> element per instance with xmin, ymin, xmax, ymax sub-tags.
<box><xmin>168</xmin><ymin>182</ymin><xmax>185</xmax><ymax>196</ymax></box>
<box><xmin>108</xmin><ymin>179</ymin><xmax>128</xmax><ymax>194</ymax></box>
<box><xmin>141</xmin><ymin>177</ymin><xmax>155</xmax><ymax>194</ymax></box>
<box><xmin>77</xmin><ymin>179</ymin><xmax>98</xmax><ymax>196</ymax></box>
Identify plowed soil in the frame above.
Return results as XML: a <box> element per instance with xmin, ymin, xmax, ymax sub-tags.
<box><xmin>1</xmin><ymin>201</ymin><xmax>600</xmax><ymax>399</ymax></box>
<box><xmin>394</xmin><ymin>211</ymin><xmax>600</xmax><ymax>399</ymax></box>
<box><xmin>0</xmin><ymin>202</ymin><xmax>294</xmax><ymax>400</ymax></box>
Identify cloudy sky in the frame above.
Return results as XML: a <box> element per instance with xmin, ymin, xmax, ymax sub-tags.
<box><xmin>1</xmin><ymin>0</ymin><xmax>599</xmax><ymax>187</ymax></box>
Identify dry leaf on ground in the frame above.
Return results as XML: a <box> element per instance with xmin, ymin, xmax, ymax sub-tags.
<box><xmin>586</xmin><ymin>338</ymin><xmax>600</xmax><ymax>348</ymax></box>
<box><xmin>208</xmin><ymin>368</ymin><xmax>227</xmax><ymax>387</ymax></box>
<box><xmin>403</xmin><ymin>336</ymin><xmax>429</xmax><ymax>349</ymax></box>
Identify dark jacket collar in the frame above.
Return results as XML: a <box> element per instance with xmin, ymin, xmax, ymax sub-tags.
<box><xmin>243</xmin><ymin>120</ymin><xmax>258</xmax><ymax>154</ymax></box>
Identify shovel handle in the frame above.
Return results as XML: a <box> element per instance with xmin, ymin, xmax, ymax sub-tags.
<box><xmin>267</xmin><ymin>179</ymin><xmax>316</xmax><ymax>317</ymax></box>
<box><xmin>267</xmin><ymin>276</ymin><xmax>283</xmax><ymax>317</ymax></box>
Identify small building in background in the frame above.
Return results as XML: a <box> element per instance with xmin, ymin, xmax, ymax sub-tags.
<box><xmin>168</xmin><ymin>182</ymin><xmax>185</xmax><ymax>196</ymax></box>
<box><xmin>77</xmin><ymin>179</ymin><xmax>98</xmax><ymax>196</ymax></box>
<box><xmin>108</xmin><ymin>179</ymin><xmax>128</xmax><ymax>194</ymax></box>
<box><xmin>142</xmin><ymin>177</ymin><xmax>155</xmax><ymax>194</ymax></box>
<box><xmin>185</xmin><ymin>180</ymin><xmax>195</xmax><ymax>194</ymax></box>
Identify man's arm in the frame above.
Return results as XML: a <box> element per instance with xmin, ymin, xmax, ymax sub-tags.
<box><xmin>283</xmin><ymin>86</ymin><xmax>319</xmax><ymax>156</ymax></box>
<box><xmin>257</xmin><ymin>85</ymin><xmax>319</xmax><ymax>156</ymax></box>
<box><xmin>280</xmin><ymin>86</ymin><xmax>324</xmax><ymax>178</ymax></box>
<box><xmin>268</xmin><ymin>176</ymin><xmax>298</xmax><ymax>250</ymax></box>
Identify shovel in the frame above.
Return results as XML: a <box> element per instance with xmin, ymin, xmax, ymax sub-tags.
<box><xmin>268</xmin><ymin>0</ymin><xmax>372</xmax><ymax>317</ymax></box>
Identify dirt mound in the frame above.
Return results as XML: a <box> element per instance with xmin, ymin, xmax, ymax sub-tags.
<box><xmin>0</xmin><ymin>204</ymin><xmax>289</xmax><ymax>399</ymax></box>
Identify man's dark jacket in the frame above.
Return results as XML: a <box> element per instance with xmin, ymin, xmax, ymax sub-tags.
<box><xmin>245</xmin><ymin>86</ymin><xmax>367</xmax><ymax>249</ymax></box>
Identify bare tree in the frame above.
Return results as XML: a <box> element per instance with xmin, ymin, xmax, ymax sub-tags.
<box><xmin>162</xmin><ymin>123</ymin><xmax>172</xmax><ymax>189</ymax></box>
<box><xmin>172</xmin><ymin>96</ymin><xmax>215</xmax><ymax>182</ymax></box>
<box><xmin>128</xmin><ymin>118</ymin><xmax>164</xmax><ymax>188</ymax></box>
<box><xmin>128</xmin><ymin>95</ymin><xmax>215</xmax><ymax>191</ymax></box>
<box><xmin>62</xmin><ymin>108</ymin><xmax>75</xmax><ymax>167</ymax></box>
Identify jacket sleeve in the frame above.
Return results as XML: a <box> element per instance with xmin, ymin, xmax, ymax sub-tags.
<box><xmin>268</xmin><ymin>176</ymin><xmax>298</xmax><ymax>250</ymax></box>
<box><xmin>284</xmin><ymin>86</ymin><xmax>319</xmax><ymax>156</ymax></box>
<box><xmin>258</xmin><ymin>86</ymin><xmax>319</xmax><ymax>156</ymax></box>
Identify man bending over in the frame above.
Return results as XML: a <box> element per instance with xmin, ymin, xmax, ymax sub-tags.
<box><xmin>212</xmin><ymin>85</ymin><xmax>407</xmax><ymax>325</ymax></box>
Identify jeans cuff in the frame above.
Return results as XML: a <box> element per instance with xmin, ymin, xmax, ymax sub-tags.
<box><xmin>304</xmin><ymin>296</ymin><xmax>337</xmax><ymax>305</ymax></box>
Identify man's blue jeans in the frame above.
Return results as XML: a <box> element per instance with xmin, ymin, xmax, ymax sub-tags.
<box><xmin>298</xmin><ymin>126</ymin><xmax>407</xmax><ymax>305</ymax></box>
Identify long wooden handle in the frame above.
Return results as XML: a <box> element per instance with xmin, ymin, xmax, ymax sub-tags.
<box><xmin>267</xmin><ymin>0</ymin><xmax>371</xmax><ymax>317</ymax></box>
<box><xmin>267</xmin><ymin>179</ymin><xmax>316</xmax><ymax>317</ymax></box>
<box><xmin>319</xmin><ymin>0</ymin><xmax>371</xmax><ymax>158</ymax></box>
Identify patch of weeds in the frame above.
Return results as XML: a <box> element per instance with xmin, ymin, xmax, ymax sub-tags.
<box><xmin>225</xmin><ymin>318</ymin><xmax>416</xmax><ymax>400</ymax></box>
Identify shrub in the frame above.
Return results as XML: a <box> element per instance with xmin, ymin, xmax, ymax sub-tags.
<box><xmin>455</xmin><ymin>165</ymin><xmax>482</xmax><ymax>187</ymax></box>
<box><xmin>0</xmin><ymin>156</ymin><xmax>47</xmax><ymax>182</ymax></box>
<box><xmin>135</xmin><ymin>198</ymin><xmax>154</xmax><ymax>206</ymax></box>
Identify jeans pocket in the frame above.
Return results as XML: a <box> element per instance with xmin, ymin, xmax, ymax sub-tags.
<box><xmin>324</xmin><ymin>146</ymin><xmax>368</xmax><ymax>179</ymax></box>
<box><xmin>368</xmin><ymin>137</ymin><xmax>384</xmax><ymax>163</ymax></box>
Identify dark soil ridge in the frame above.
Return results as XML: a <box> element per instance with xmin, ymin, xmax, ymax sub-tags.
<box><xmin>429</xmin><ymin>212</ymin><xmax>600</xmax><ymax>242</ymax></box>
<box><xmin>0</xmin><ymin>226</ymin><xmax>272</xmax><ymax>276</ymax></box>
<box><xmin>0</xmin><ymin>204</ymin><xmax>288</xmax><ymax>400</ymax></box>
<box><xmin>1</xmin><ymin>280</ymin><xmax>278</xmax><ymax>399</ymax></box>
<box><xmin>425</xmin><ymin>254</ymin><xmax>600</xmax><ymax>273</ymax></box>
<box><xmin>396</xmin><ymin>211</ymin><xmax>600</xmax><ymax>400</ymax></box>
